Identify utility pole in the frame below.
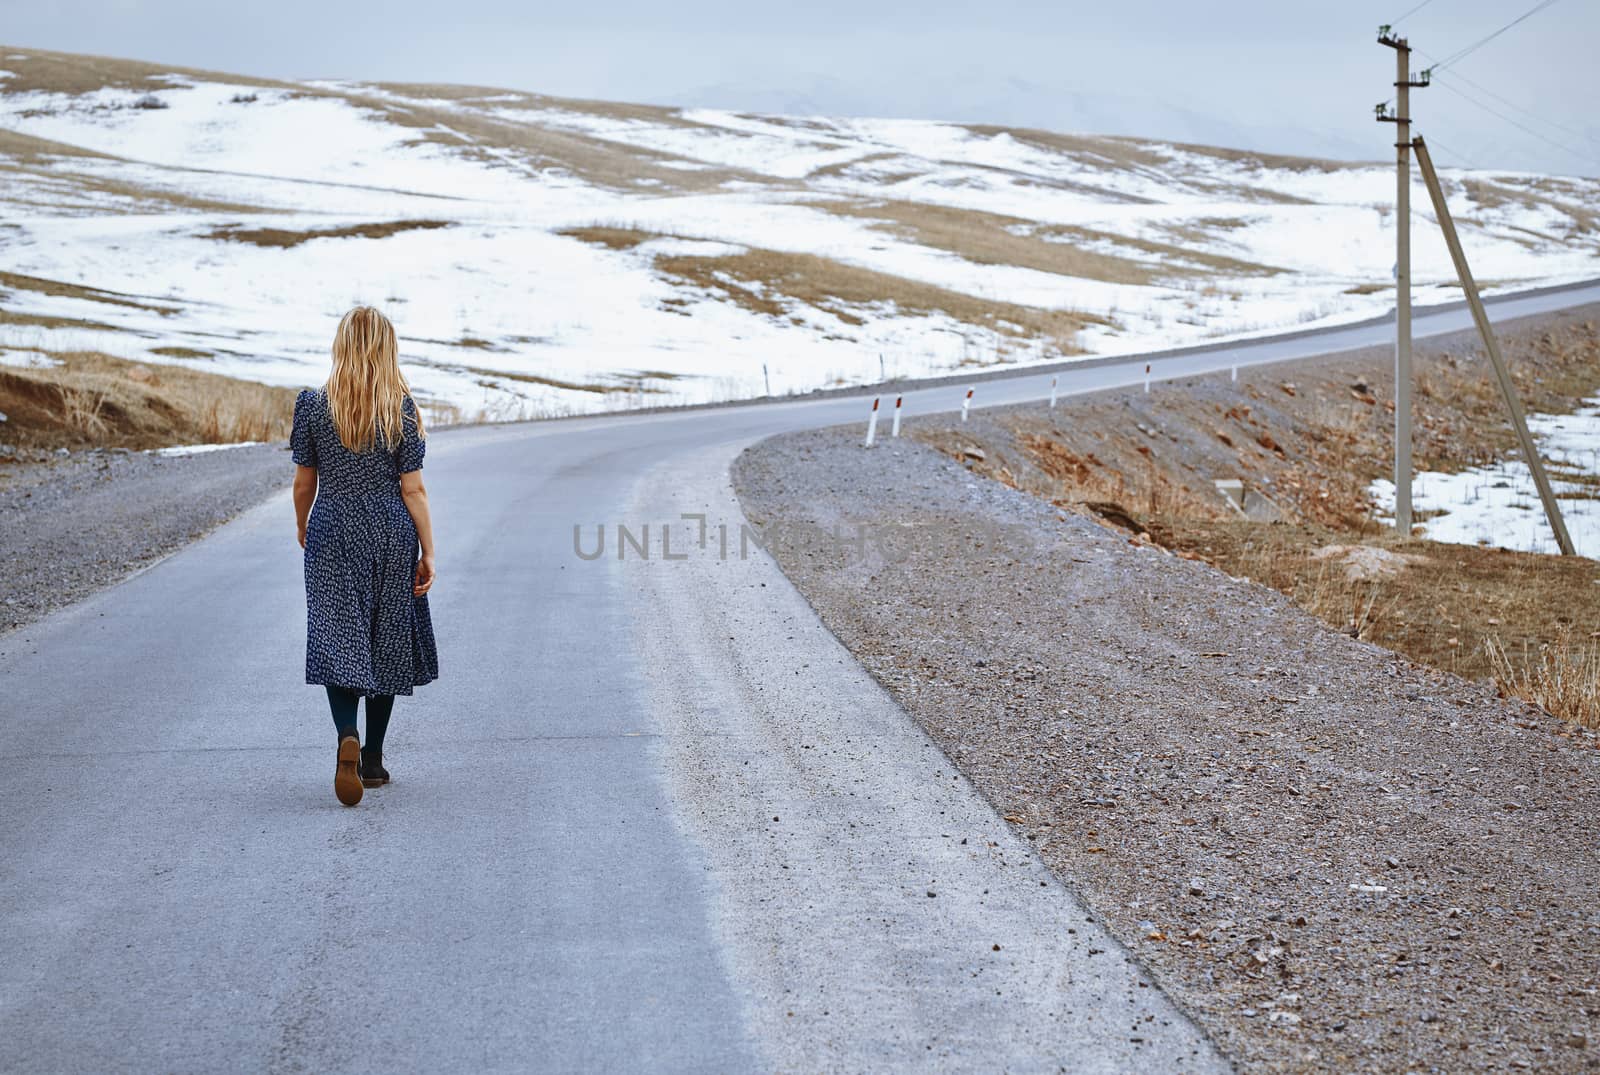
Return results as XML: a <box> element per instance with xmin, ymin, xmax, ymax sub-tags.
<box><xmin>1376</xmin><ymin>28</ymin><xmax>1428</xmax><ymax>536</ymax></box>
<box><xmin>1412</xmin><ymin>136</ymin><xmax>1575</xmax><ymax>555</ymax></box>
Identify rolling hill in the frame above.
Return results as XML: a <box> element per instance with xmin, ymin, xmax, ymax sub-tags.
<box><xmin>1</xmin><ymin>45</ymin><xmax>1598</xmax><ymax>421</ymax></box>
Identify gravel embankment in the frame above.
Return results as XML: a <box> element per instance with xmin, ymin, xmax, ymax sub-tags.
<box><xmin>733</xmin><ymin>427</ymin><xmax>1600</xmax><ymax>1072</ymax></box>
<box><xmin>0</xmin><ymin>443</ymin><xmax>293</xmax><ymax>634</ymax></box>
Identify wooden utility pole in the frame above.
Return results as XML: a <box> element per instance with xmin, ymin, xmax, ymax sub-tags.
<box><xmin>1412</xmin><ymin>136</ymin><xmax>1576</xmax><ymax>556</ymax></box>
<box><xmin>1376</xmin><ymin>29</ymin><xmax>1428</xmax><ymax>534</ymax></box>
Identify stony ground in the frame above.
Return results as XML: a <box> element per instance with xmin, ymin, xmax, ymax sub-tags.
<box><xmin>0</xmin><ymin>443</ymin><xmax>290</xmax><ymax>633</ymax></box>
<box><xmin>891</xmin><ymin>305</ymin><xmax>1600</xmax><ymax>727</ymax></box>
<box><xmin>733</xmin><ymin>426</ymin><xmax>1600</xmax><ymax>1073</ymax></box>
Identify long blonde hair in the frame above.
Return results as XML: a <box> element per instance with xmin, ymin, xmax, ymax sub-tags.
<box><xmin>325</xmin><ymin>305</ymin><xmax>424</xmax><ymax>453</ymax></box>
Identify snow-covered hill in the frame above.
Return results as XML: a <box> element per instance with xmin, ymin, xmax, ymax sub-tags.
<box><xmin>2</xmin><ymin>46</ymin><xmax>1598</xmax><ymax>420</ymax></box>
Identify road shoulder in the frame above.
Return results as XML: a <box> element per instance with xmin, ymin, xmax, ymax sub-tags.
<box><xmin>625</xmin><ymin>436</ymin><xmax>1228</xmax><ymax>1073</ymax></box>
<box><xmin>732</xmin><ymin>423</ymin><xmax>1600</xmax><ymax>1072</ymax></box>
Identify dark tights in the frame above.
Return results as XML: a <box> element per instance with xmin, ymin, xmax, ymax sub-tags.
<box><xmin>325</xmin><ymin>685</ymin><xmax>395</xmax><ymax>764</ymax></box>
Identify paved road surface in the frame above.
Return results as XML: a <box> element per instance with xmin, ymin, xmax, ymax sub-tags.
<box><xmin>3</xmin><ymin>282</ymin><xmax>1596</xmax><ymax>1072</ymax></box>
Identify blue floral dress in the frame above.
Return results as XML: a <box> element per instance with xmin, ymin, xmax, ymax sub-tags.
<box><xmin>291</xmin><ymin>389</ymin><xmax>439</xmax><ymax>696</ymax></box>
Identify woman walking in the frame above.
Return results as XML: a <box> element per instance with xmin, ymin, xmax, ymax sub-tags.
<box><xmin>291</xmin><ymin>306</ymin><xmax>438</xmax><ymax>807</ymax></box>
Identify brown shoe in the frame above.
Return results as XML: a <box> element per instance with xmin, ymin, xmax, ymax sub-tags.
<box><xmin>334</xmin><ymin>735</ymin><xmax>363</xmax><ymax>806</ymax></box>
<box><xmin>360</xmin><ymin>758</ymin><xmax>390</xmax><ymax>788</ymax></box>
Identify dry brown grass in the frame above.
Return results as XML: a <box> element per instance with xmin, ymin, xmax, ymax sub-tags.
<box><xmin>1030</xmin><ymin>221</ymin><xmax>1282</xmax><ymax>279</ymax></box>
<box><xmin>1174</xmin><ymin>523</ymin><xmax>1600</xmax><ymax>726</ymax></box>
<box><xmin>453</xmin><ymin>362</ymin><xmax>618</xmax><ymax>395</ymax></box>
<box><xmin>653</xmin><ymin>245</ymin><xmax>1102</xmax><ymax>348</ymax></box>
<box><xmin>0</xmin><ymin>308</ymin><xmax>122</xmax><ymax>332</ymax></box>
<box><xmin>1</xmin><ymin>46</ymin><xmax>763</xmax><ymax>196</ymax></box>
<box><xmin>340</xmin><ymin>86</ymin><xmax>778</xmax><ymax>195</ymax></box>
<box><xmin>0</xmin><ymin>128</ymin><xmax>108</xmax><ymax>162</ymax></box>
<box><xmin>0</xmin><ymin>157</ymin><xmax>268</xmax><ymax>216</ymax></box>
<box><xmin>0</xmin><ymin>271</ymin><xmax>179</xmax><ymax>314</ymax></box>
<box><xmin>0</xmin><ymin>46</ymin><xmax>286</xmax><ymax>96</ymax></box>
<box><xmin>962</xmin><ymin>126</ymin><xmax>1170</xmax><ymax>170</ymax></box>
<box><xmin>557</xmin><ymin>225</ymin><xmax>658</xmax><ymax>251</ymax></box>
<box><xmin>204</xmin><ymin>220</ymin><xmax>451</xmax><ymax>248</ymax></box>
<box><xmin>0</xmin><ymin>350</ymin><xmax>297</xmax><ymax>450</ymax></box>
<box><xmin>1486</xmin><ymin>631</ymin><xmax>1600</xmax><ymax>728</ymax></box>
<box><xmin>912</xmin><ymin>314</ymin><xmax>1600</xmax><ymax>727</ymax></box>
<box><xmin>816</xmin><ymin>200</ymin><xmax>1161</xmax><ymax>285</ymax></box>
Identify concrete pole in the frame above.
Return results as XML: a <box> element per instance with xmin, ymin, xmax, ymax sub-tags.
<box><xmin>1394</xmin><ymin>40</ymin><xmax>1414</xmax><ymax>536</ymax></box>
<box><xmin>1413</xmin><ymin>137</ymin><xmax>1575</xmax><ymax>556</ymax></box>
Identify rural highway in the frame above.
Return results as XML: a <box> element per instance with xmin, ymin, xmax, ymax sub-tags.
<box><xmin>3</xmin><ymin>281</ymin><xmax>1597</xmax><ymax>1073</ymax></box>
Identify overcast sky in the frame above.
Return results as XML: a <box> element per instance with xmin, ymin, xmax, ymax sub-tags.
<box><xmin>4</xmin><ymin>0</ymin><xmax>1596</xmax><ymax>175</ymax></box>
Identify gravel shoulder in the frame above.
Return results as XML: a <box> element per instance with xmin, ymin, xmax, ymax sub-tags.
<box><xmin>732</xmin><ymin>418</ymin><xmax>1600</xmax><ymax>1071</ymax></box>
<box><xmin>0</xmin><ymin>443</ymin><xmax>293</xmax><ymax>634</ymax></box>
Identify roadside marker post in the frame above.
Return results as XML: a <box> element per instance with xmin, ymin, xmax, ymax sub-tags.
<box><xmin>961</xmin><ymin>387</ymin><xmax>973</xmax><ymax>423</ymax></box>
<box><xmin>1049</xmin><ymin>375</ymin><xmax>1058</xmax><ymax>408</ymax></box>
<box><xmin>865</xmin><ymin>397</ymin><xmax>880</xmax><ymax>448</ymax></box>
<box><xmin>891</xmin><ymin>395</ymin><xmax>903</xmax><ymax>438</ymax></box>
<box><xmin>1231</xmin><ymin>364</ymin><xmax>1237</xmax><ymax>383</ymax></box>
<box><xmin>1144</xmin><ymin>364</ymin><xmax>1151</xmax><ymax>393</ymax></box>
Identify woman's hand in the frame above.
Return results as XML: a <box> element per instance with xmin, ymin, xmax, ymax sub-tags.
<box><xmin>297</xmin><ymin>524</ymin><xmax>307</xmax><ymax>549</ymax></box>
<box><xmin>413</xmin><ymin>554</ymin><xmax>436</xmax><ymax>597</ymax></box>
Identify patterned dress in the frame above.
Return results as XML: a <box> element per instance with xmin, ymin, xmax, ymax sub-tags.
<box><xmin>291</xmin><ymin>389</ymin><xmax>439</xmax><ymax>696</ymax></box>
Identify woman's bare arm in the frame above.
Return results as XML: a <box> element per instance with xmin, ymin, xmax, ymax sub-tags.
<box><xmin>293</xmin><ymin>465</ymin><xmax>318</xmax><ymax>548</ymax></box>
<box><xmin>400</xmin><ymin>469</ymin><xmax>435</xmax><ymax>596</ymax></box>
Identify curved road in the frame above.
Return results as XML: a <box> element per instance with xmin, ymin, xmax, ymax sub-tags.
<box><xmin>3</xmin><ymin>282</ymin><xmax>1596</xmax><ymax>1072</ymax></box>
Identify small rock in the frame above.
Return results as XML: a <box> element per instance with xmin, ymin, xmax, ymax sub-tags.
<box><xmin>1385</xmin><ymin>857</ymin><xmax>1400</xmax><ymax>869</ymax></box>
<box><xmin>1188</xmin><ymin>878</ymin><xmax>1205</xmax><ymax>895</ymax></box>
<box><xmin>1568</xmin><ymin>1033</ymin><xmax>1588</xmax><ymax>1049</ymax></box>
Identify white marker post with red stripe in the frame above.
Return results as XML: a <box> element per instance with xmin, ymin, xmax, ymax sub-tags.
<box><xmin>1049</xmin><ymin>375</ymin><xmax>1058</xmax><ymax>409</ymax></box>
<box><xmin>891</xmin><ymin>395</ymin><xmax>903</xmax><ymax>438</ymax></box>
<box><xmin>1231</xmin><ymin>364</ymin><xmax>1238</xmax><ymax>382</ymax></box>
<box><xmin>864</xmin><ymin>396</ymin><xmax>880</xmax><ymax>447</ymax></box>
<box><xmin>961</xmin><ymin>387</ymin><xmax>973</xmax><ymax>423</ymax></box>
<box><xmin>1144</xmin><ymin>363</ymin><xmax>1152</xmax><ymax>393</ymax></box>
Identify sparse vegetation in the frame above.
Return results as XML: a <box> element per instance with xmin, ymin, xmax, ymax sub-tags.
<box><xmin>203</xmin><ymin>219</ymin><xmax>452</xmax><ymax>248</ymax></box>
<box><xmin>920</xmin><ymin>314</ymin><xmax>1600</xmax><ymax>727</ymax></box>
<box><xmin>558</xmin><ymin>225</ymin><xmax>660</xmax><ymax>251</ymax></box>
<box><xmin>655</xmin><ymin>245</ymin><xmax>1102</xmax><ymax>348</ymax></box>
<box><xmin>1485</xmin><ymin>630</ymin><xmax>1600</xmax><ymax>727</ymax></box>
<box><xmin>0</xmin><ymin>271</ymin><xmax>180</xmax><ymax>314</ymax></box>
<box><xmin>0</xmin><ymin>350</ymin><xmax>298</xmax><ymax>450</ymax></box>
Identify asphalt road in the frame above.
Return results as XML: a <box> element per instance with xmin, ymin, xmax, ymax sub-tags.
<box><xmin>3</xmin><ymin>281</ymin><xmax>1597</xmax><ymax>1072</ymax></box>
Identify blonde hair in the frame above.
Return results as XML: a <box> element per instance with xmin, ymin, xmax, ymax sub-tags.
<box><xmin>325</xmin><ymin>305</ymin><xmax>424</xmax><ymax>453</ymax></box>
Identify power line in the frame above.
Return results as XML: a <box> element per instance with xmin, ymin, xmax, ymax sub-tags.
<box><xmin>1417</xmin><ymin>131</ymin><xmax>1484</xmax><ymax>170</ymax></box>
<box><xmin>1430</xmin><ymin>66</ymin><xmax>1598</xmax><ymax>149</ymax></box>
<box><xmin>1392</xmin><ymin>0</ymin><xmax>1441</xmax><ymax>26</ymax></box>
<box><xmin>1431</xmin><ymin>77</ymin><xmax>1594</xmax><ymax>168</ymax></box>
<box><xmin>1432</xmin><ymin>0</ymin><xmax>1562</xmax><ymax>71</ymax></box>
